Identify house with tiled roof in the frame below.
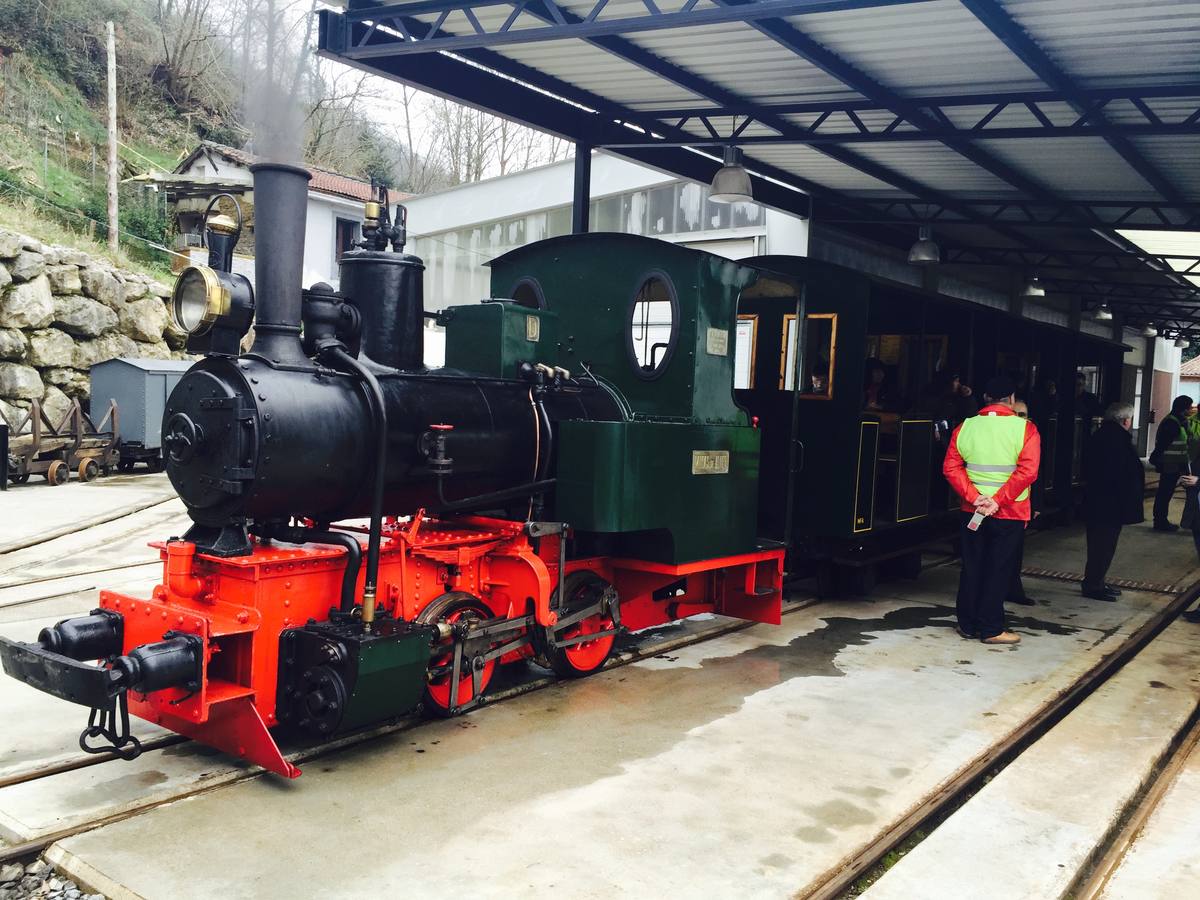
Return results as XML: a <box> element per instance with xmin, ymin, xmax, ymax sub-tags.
<box><xmin>1180</xmin><ymin>355</ymin><xmax>1200</xmax><ymax>404</ymax></box>
<box><xmin>162</xmin><ymin>142</ymin><xmax>411</xmax><ymax>287</ymax></box>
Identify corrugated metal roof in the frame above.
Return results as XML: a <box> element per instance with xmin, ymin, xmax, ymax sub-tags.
<box><xmin>1004</xmin><ymin>0</ymin><xmax>1200</xmax><ymax>86</ymax></box>
<box><xmin>326</xmin><ymin>0</ymin><xmax>1200</xmax><ymax>332</ymax></box>
<box><xmin>841</xmin><ymin>141</ymin><xmax>1017</xmax><ymax>194</ymax></box>
<box><xmin>625</xmin><ymin>22</ymin><xmax>862</xmax><ymax>104</ymax></box>
<box><xmin>795</xmin><ymin>0</ymin><xmax>1045</xmax><ymax>96</ymax></box>
<box><xmin>972</xmin><ymin>136</ymin><xmax>1161</xmax><ymax>196</ymax></box>
<box><xmin>1130</xmin><ymin>136</ymin><xmax>1200</xmax><ymax>195</ymax></box>
<box><xmin>743</xmin><ymin>144</ymin><xmax>902</xmax><ymax>192</ymax></box>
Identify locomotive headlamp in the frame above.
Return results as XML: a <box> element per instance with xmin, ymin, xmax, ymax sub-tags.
<box><xmin>173</xmin><ymin>265</ymin><xmax>230</xmax><ymax>335</ymax></box>
<box><xmin>172</xmin><ymin>264</ymin><xmax>255</xmax><ymax>356</ymax></box>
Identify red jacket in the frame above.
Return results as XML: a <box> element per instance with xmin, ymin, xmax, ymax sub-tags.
<box><xmin>943</xmin><ymin>404</ymin><xmax>1041</xmax><ymax>522</ymax></box>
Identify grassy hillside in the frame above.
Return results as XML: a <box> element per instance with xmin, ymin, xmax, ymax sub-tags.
<box><xmin>0</xmin><ymin>1</ymin><xmax>229</xmax><ymax>277</ymax></box>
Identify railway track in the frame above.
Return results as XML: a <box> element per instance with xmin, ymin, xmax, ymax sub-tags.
<box><xmin>813</xmin><ymin>575</ymin><xmax>1200</xmax><ymax>900</ymax></box>
<box><xmin>1</xmin><ymin>521</ymin><xmax>1193</xmax><ymax>896</ymax></box>
<box><xmin>0</xmin><ymin>594</ymin><xmax>820</xmax><ymax>867</ymax></box>
<box><xmin>1071</xmin><ymin>705</ymin><xmax>1200</xmax><ymax>899</ymax></box>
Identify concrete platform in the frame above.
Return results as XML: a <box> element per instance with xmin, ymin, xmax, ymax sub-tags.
<box><xmin>41</xmin><ymin>581</ymin><xmax>1189</xmax><ymax>899</ymax></box>
<box><xmin>0</xmin><ymin>473</ymin><xmax>178</xmax><ymax>554</ymax></box>
<box><xmin>1</xmin><ymin>486</ymin><xmax>1195</xmax><ymax>898</ymax></box>
<box><xmin>862</xmin><ymin>617</ymin><xmax>1200</xmax><ymax>900</ymax></box>
<box><xmin>0</xmin><ymin>609</ymin><xmax>785</xmax><ymax>833</ymax></box>
<box><xmin>1099</xmin><ymin>735</ymin><xmax>1200</xmax><ymax>899</ymax></box>
<box><xmin>1021</xmin><ymin>506</ymin><xmax>1198</xmax><ymax>589</ymax></box>
<box><xmin>0</xmin><ymin>496</ymin><xmax>187</xmax><ymax>589</ymax></box>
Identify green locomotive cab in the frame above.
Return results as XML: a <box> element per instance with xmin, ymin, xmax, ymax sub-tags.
<box><xmin>474</xmin><ymin>233</ymin><xmax>792</xmax><ymax>566</ymax></box>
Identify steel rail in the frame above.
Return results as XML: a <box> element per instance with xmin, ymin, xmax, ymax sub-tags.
<box><xmin>0</xmin><ymin>496</ymin><xmax>179</xmax><ymax>557</ymax></box>
<box><xmin>5</xmin><ymin>561</ymin><xmax>1195</xmax><ymax>882</ymax></box>
<box><xmin>0</xmin><ymin>595</ymin><xmax>819</xmax><ymax>867</ymax></box>
<box><xmin>0</xmin><ymin>561</ymin><xmax>160</xmax><ymax>596</ymax></box>
<box><xmin>801</xmin><ymin>575</ymin><xmax>1200</xmax><ymax>900</ymax></box>
<box><xmin>0</xmin><ymin>735</ymin><xmax>187</xmax><ymax>791</ymax></box>
<box><xmin>1070</xmin><ymin>712</ymin><xmax>1200</xmax><ymax>900</ymax></box>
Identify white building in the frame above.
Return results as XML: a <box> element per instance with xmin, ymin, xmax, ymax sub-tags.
<box><xmin>169</xmin><ymin>143</ymin><xmax>408</xmax><ymax>288</ymax></box>
<box><xmin>404</xmin><ymin>152</ymin><xmax>809</xmax><ymax>312</ymax></box>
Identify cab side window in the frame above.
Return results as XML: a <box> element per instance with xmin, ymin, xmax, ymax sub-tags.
<box><xmin>734</xmin><ymin>315</ymin><xmax>757</xmax><ymax>389</ymax></box>
<box><xmin>627</xmin><ymin>273</ymin><xmax>678</xmax><ymax>380</ymax></box>
<box><xmin>781</xmin><ymin>313</ymin><xmax>837</xmax><ymax>398</ymax></box>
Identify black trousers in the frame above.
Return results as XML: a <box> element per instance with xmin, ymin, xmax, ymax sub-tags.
<box><xmin>1183</xmin><ymin>484</ymin><xmax>1200</xmax><ymax>529</ymax></box>
<box><xmin>1153</xmin><ymin>470</ymin><xmax>1183</xmax><ymax>526</ymax></box>
<box><xmin>957</xmin><ymin>515</ymin><xmax>1025</xmax><ymax>638</ymax></box>
<box><xmin>1007</xmin><ymin>534</ymin><xmax>1027</xmax><ymax>602</ymax></box>
<box><xmin>1084</xmin><ymin>522</ymin><xmax>1122</xmax><ymax>590</ymax></box>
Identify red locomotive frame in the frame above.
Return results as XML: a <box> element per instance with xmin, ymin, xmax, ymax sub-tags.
<box><xmin>103</xmin><ymin>514</ymin><xmax>784</xmax><ymax>777</ymax></box>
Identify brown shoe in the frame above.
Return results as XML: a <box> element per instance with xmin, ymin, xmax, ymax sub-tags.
<box><xmin>981</xmin><ymin>631</ymin><xmax>1021</xmax><ymax>645</ymax></box>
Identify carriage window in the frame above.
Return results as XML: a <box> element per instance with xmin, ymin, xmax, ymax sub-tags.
<box><xmin>734</xmin><ymin>315</ymin><xmax>757</xmax><ymax>389</ymax></box>
<box><xmin>781</xmin><ymin>313</ymin><xmax>837</xmax><ymax>398</ymax></box>
<box><xmin>510</xmin><ymin>277</ymin><xmax>545</xmax><ymax>309</ymax></box>
<box><xmin>627</xmin><ymin>273</ymin><xmax>678</xmax><ymax>379</ymax></box>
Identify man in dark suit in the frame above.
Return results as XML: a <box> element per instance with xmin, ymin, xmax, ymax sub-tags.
<box><xmin>1082</xmin><ymin>402</ymin><xmax>1145</xmax><ymax>600</ymax></box>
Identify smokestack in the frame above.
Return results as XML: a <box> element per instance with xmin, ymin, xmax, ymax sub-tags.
<box><xmin>248</xmin><ymin>163</ymin><xmax>311</xmax><ymax>365</ymax></box>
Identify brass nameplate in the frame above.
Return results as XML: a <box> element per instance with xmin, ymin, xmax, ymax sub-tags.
<box><xmin>706</xmin><ymin>327</ymin><xmax>729</xmax><ymax>356</ymax></box>
<box><xmin>692</xmin><ymin>450</ymin><xmax>730</xmax><ymax>475</ymax></box>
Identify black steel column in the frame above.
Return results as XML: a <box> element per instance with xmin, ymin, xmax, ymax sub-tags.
<box><xmin>0</xmin><ymin>422</ymin><xmax>7</xmax><ymax>491</ymax></box>
<box><xmin>571</xmin><ymin>144</ymin><xmax>591</xmax><ymax>234</ymax></box>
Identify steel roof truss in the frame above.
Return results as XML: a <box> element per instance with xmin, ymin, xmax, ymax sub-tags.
<box><xmin>958</xmin><ymin>0</ymin><xmax>1185</xmax><ymax>204</ymax></box>
<box><xmin>820</xmin><ymin>201</ymin><xmax>1200</xmax><ymax>231</ymax></box>
<box><xmin>337</xmin><ymin>0</ymin><xmax>933</xmax><ymax>57</ymax></box>
<box><xmin>602</xmin><ymin>98</ymin><xmax>1200</xmax><ymax>144</ymax></box>
<box><xmin>941</xmin><ymin>248</ymin><xmax>1200</xmax><ymax>277</ymax></box>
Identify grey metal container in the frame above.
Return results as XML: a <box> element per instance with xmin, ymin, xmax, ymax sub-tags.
<box><xmin>90</xmin><ymin>358</ymin><xmax>193</xmax><ymax>450</ymax></box>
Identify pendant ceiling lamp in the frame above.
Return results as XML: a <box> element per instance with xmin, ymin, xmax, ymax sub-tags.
<box><xmin>709</xmin><ymin>146</ymin><xmax>753</xmax><ymax>204</ymax></box>
<box><xmin>907</xmin><ymin>225</ymin><xmax>940</xmax><ymax>265</ymax></box>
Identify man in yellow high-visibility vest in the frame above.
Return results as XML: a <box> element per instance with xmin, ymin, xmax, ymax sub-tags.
<box><xmin>943</xmin><ymin>375</ymin><xmax>1042</xmax><ymax>645</ymax></box>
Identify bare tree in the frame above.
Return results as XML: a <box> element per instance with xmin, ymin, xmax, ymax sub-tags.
<box><xmin>393</xmin><ymin>86</ymin><xmax>450</xmax><ymax>192</ymax></box>
<box><xmin>304</xmin><ymin>68</ymin><xmax>380</xmax><ymax>170</ymax></box>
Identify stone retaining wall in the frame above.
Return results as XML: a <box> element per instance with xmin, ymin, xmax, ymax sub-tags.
<box><xmin>0</xmin><ymin>229</ymin><xmax>185</xmax><ymax>427</ymax></box>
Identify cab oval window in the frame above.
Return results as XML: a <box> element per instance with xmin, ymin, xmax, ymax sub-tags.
<box><xmin>511</xmin><ymin>278</ymin><xmax>545</xmax><ymax>309</ymax></box>
<box><xmin>628</xmin><ymin>275</ymin><xmax>677</xmax><ymax>378</ymax></box>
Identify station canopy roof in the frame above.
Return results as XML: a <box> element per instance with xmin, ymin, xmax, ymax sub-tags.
<box><xmin>318</xmin><ymin>0</ymin><xmax>1200</xmax><ymax>333</ymax></box>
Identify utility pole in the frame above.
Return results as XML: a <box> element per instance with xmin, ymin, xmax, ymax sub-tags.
<box><xmin>105</xmin><ymin>21</ymin><xmax>118</xmax><ymax>254</ymax></box>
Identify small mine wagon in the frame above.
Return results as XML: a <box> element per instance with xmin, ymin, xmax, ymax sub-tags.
<box><xmin>90</xmin><ymin>358</ymin><xmax>192</xmax><ymax>471</ymax></box>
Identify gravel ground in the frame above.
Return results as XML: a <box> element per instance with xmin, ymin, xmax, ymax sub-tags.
<box><xmin>0</xmin><ymin>859</ymin><xmax>104</xmax><ymax>900</ymax></box>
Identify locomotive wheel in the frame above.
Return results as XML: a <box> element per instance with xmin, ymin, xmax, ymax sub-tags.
<box><xmin>9</xmin><ymin>472</ymin><xmax>29</xmax><ymax>485</ymax></box>
<box><xmin>417</xmin><ymin>592</ymin><xmax>499</xmax><ymax>717</ymax></box>
<box><xmin>534</xmin><ymin>571</ymin><xmax>619</xmax><ymax>679</ymax></box>
<box><xmin>46</xmin><ymin>460</ymin><xmax>68</xmax><ymax>486</ymax></box>
<box><xmin>117</xmin><ymin>459</ymin><xmax>135</xmax><ymax>473</ymax></box>
<box><xmin>77</xmin><ymin>458</ymin><xmax>99</xmax><ymax>482</ymax></box>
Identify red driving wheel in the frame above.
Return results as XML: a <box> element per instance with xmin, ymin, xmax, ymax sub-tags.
<box><xmin>536</xmin><ymin>571</ymin><xmax>618</xmax><ymax>679</ymax></box>
<box><xmin>418</xmin><ymin>592</ymin><xmax>498</xmax><ymax>717</ymax></box>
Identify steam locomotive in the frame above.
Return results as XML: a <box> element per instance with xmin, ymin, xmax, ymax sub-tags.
<box><xmin>0</xmin><ymin>165</ymin><xmax>786</xmax><ymax>778</ymax></box>
<box><xmin>0</xmin><ymin>161</ymin><xmax>1126</xmax><ymax>778</ymax></box>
